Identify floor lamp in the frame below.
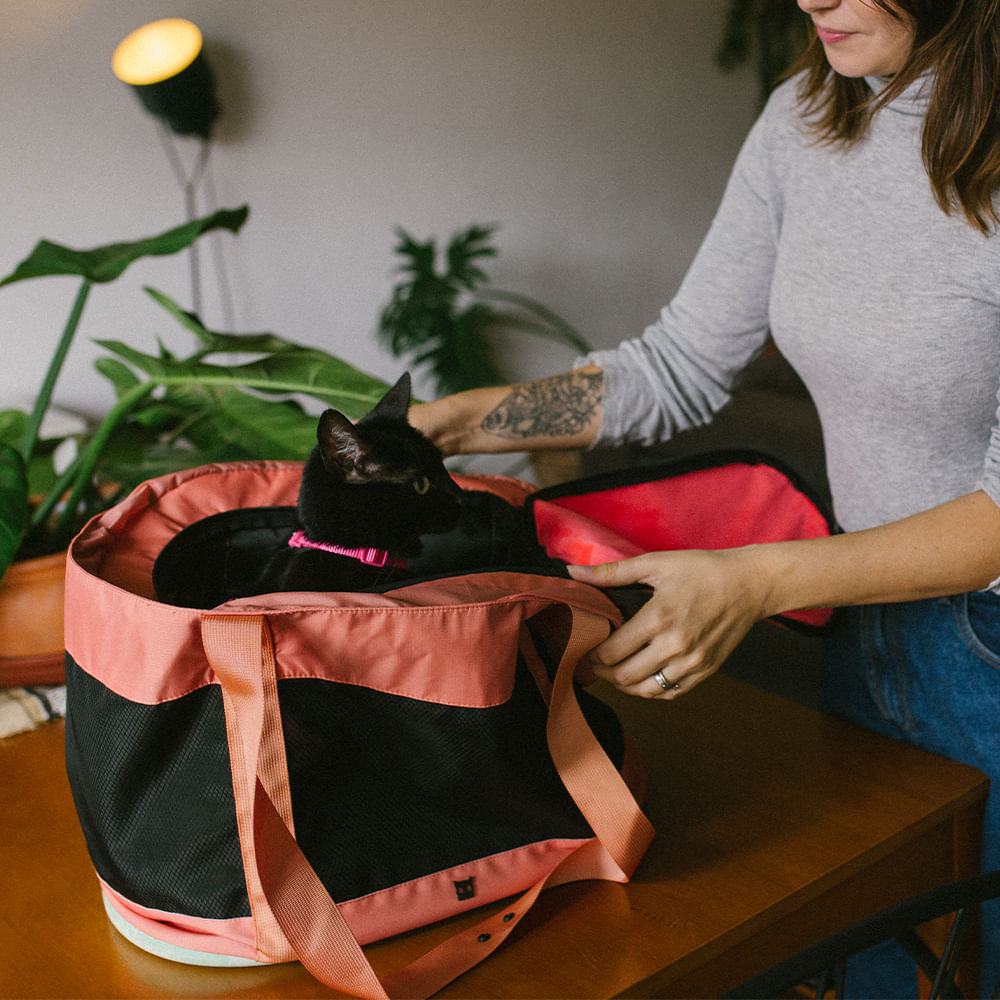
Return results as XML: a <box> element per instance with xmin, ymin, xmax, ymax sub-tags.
<box><xmin>112</xmin><ymin>18</ymin><xmax>222</xmax><ymax>317</ymax></box>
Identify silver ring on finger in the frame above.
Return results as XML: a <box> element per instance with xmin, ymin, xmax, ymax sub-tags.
<box><xmin>654</xmin><ymin>669</ymin><xmax>681</xmax><ymax>693</ymax></box>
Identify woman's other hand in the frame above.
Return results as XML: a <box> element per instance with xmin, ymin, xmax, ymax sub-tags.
<box><xmin>567</xmin><ymin>548</ymin><xmax>769</xmax><ymax>698</ymax></box>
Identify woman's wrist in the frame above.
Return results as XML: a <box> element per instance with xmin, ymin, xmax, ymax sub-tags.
<box><xmin>741</xmin><ymin>535</ymin><xmax>863</xmax><ymax>621</ymax></box>
<box><xmin>723</xmin><ymin>544</ymin><xmax>788</xmax><ymax>624</ymax></box>
<box><xmin>737</xmin><ymin>491</ymin><xmax>1000</xmax><ymax>618</ymax></box>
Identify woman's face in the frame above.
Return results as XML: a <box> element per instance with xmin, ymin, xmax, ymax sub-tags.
<box><xmin>796</xmin><ymin>0</ymin><xmax>916</xmax><ymax>77</ymax></box>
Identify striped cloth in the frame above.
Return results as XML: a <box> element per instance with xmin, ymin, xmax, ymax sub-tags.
<box><xmin>0</xmin><ymin>686</ymin><xmax>66</xmax><ymax>739</ymax></box>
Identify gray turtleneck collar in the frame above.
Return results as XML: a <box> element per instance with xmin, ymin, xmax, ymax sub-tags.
<box><xmin>865</xmin><ymin>72</ymin><xmax>933</xmax><ymax>116</ymax></box>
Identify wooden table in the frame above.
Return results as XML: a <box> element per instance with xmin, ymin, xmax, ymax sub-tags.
<box><xmin>1</xmin><ymin>676</ymin><xmax>987</xmax><ymax>999</ymax></box>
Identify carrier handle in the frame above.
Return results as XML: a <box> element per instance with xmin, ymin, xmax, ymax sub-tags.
<box><xmin>202</xmin><ymin>599</ymin><xmax>651</xmax><ymax>1000</ymax></box>
<box><xmin>520</xmin><ymin>617</ymin><xmax>654</xmax><ymax>880</ymax></box>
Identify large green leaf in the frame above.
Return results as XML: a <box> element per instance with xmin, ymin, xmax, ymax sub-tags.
<box><xmin>95</xmin><ymin>338</ymin><xmax>391</xmax><ymax>417</ymax></box>
<box><xmin>144</xmin><ymin>287</ymin><xmax>296</xmax><ymax>355</ymax></box>
<box><xmin>0</xmin><ymin>207</ymin><xmax>249</xmax><ymax>287</ymax></box>
<box><xmin>165</xmin><ymin>386</ymin><xmax>319</xmax><ymax>460</ymax></box>
<box><xmin>93</xmin><ymin>358</ymin><xmax>142</xmax><ymax>398</ymax></box>
<box><xmin>79</xmin><ymin>319</ymin><xmax>397</xmax><ymax>523</ymax></box>
<box><xmin>0</xmin><ymin>408</ymin><xmax>67</xmax><ymax>496</ymax></box>
<box><xmin>0</xmin><ymin>410</ymin><xmax>27</xmax><ymax>448</ymax></box>
<box><xmin>0</xmin><ymin>444</ymin><xmax>29</xmax><ymax>580</ymax></box>
<box><xmin>96</xmin><ymin>411</ymin><xmax>300</xmax><ymax>493</ymax></box>
<box><xmin>139</xmin><ymin>288</ymin><xmax>395</xmax><ymax>413</ymax></box>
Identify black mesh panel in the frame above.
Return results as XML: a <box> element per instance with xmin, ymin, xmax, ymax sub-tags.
<box><xmin>64</xmin><ymin>642</ymin><xmax>625</xmax><ymax>919</ymax></box>
<box><xmin>282</xmin><ymin>664</ymin><xmax>624</xmax><ymax>901</ymax></box>
<box><xmin>65</xmin><ymin>656</ymin><xmax>249</xmax><ymax>918</ymax></box>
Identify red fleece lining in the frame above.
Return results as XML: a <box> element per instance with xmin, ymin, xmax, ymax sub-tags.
<box><xmin>533</xmin><ymin>463</ymin><xmax>832</xmax><ymax>628</ymax></box>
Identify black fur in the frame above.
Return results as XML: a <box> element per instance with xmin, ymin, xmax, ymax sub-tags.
<box><xmin>256</xmin><ymin>373</ymin><xmax>464</xmax><ymax>592</ymax></box>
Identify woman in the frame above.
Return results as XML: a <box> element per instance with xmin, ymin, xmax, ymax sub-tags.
<box><xmin>411</xmin><ymin>1</ymin><xmax>1000</xmax><ymax>992</ymax></box>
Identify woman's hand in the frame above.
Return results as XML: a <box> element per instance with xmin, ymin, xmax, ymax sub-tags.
<box><xmin>407</xmin><ymin>396</ymin><xmax>467</xmax><ymax>456</ymax></box>
<box><xmin>567</xmin><ymin>548</ymin><xmax>771</xmax><ymax>699</ymax></box>
<box><xmin>565</xmin><ymin>491</ymin><xmax>1000</xmax><ymax>702</ymax></box>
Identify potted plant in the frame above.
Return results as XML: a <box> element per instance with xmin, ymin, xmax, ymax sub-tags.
<box><xmin>377</xmin><ymin>223</ymin><xmax>591</xmax><ymax>485</ymax></box>
<box><xmin>0</xmin><ymin>208</ymin><xmax>389</xmax><ymax>686</ymax></box>
<box><xmin>377</xmin><ymin>223</ymin><xmax>590</xmax><ymax>397</ymax></box>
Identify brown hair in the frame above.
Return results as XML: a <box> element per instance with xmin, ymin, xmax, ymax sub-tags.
<box><xmin>789</xmin><ymin>0</ymin><xmax>1000</xmax><ymax>233</ymax></box>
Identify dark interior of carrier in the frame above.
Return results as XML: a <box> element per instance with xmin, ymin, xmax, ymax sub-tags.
<box><xmin>153</xmin><ymin>451</ymin><xmax>836</xmax><ymax>631</ymax></box>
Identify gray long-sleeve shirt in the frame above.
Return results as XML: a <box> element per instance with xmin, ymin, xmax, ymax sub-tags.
<box><xmin>585</xmin><ymin>73</ymin><xmax>1000</xmax><ymax>537</ymax></box>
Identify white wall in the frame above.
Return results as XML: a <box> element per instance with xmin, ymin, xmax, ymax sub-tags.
<box><xmin>1</xmin><ymin>0</ymin><xmax>757</xmax><ymax>421</ymax></box>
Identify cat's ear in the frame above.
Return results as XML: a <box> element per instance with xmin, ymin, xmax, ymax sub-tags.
<box><xmin>369</xmin><ymin>372</ymin><xmax>412</xmax><ymax>422</ymax></box>
<box><xmin>317</xmin><ymin>409</ymin><xmax>368</xmax><ymax>479</ymax></box>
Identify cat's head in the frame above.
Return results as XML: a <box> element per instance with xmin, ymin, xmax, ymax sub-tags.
<box><xmin>298</xmin><ymin>372</ymin><xmax>464</xmax><ymax>554</ymax></box>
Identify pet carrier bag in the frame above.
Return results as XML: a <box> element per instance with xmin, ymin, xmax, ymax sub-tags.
<box><xmin>63</xmin><ymin>450</ymin><xmax>833</xmax><ymax>998</ymax></box>
<box><xmin>63</xmin><ymin>462</ymin><xmax>654</xmax><ymax>1000</ymax></box>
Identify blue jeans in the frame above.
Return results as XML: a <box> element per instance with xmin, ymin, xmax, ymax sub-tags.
<box><xmin>820</xmin><ymin>594</ymin><xmax>1000</xmax><ymax>998</ymax></box>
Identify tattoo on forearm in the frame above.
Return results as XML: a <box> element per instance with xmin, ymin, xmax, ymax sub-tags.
<box><xmin>480</xmin><ymin>371</ymin><xmax>603</xmax><ymax>440</ymax></box>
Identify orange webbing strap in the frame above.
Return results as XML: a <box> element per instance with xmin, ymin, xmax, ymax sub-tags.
<box><xmin>534</xmin><ymin>607</ymin><xmax>655</xmax><ymax>878</ymax></box>
<box><xmin>384</xmin><ymin>609</ymin><xmax>656</xmax><ymax>999</ymax></box>
<box><xmin>202</xmin><ymin>602</ymin><xmax>653</xmax><ymax>999</ymax></box>
<box><xmin>202</xmin><ymin>613</ymin><xmax>297</xmax><ymax>965</ymax></box>
<box><xmin>203</xmin><ymin>613</ymin><xmax>391</xmax><ymax>998</ymax></box>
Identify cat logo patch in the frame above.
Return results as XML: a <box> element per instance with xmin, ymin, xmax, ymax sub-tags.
<box><xmin>453</xmin><ymin>877</ymin><xmax>476</xmax><ymax>901</ymax></box>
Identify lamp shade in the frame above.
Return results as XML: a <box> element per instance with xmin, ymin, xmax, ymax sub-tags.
<box><xmin>112</xmin><ymin>19</ymin><xmax>219</xmax><ymax>138</ymax></box>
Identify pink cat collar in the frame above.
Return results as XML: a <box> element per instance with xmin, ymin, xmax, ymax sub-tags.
<box><xmin>288</xmin><ymin>530</ymin><xmax>406</xmax><ymax>569</ymax></box>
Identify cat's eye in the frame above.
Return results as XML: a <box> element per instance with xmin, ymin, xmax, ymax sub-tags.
<box><xmin>413</xmin><ymin>476</ymin><xmax>430</xmax><ymax>495</ymax></box>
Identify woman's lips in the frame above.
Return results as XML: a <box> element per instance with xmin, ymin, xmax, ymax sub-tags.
<box><xmin>815</xmin><ymin>24</ymin><xmax>855</xmax><ymax>44</ymax></box>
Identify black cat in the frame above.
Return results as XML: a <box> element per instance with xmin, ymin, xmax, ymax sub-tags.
<box><xmin>152</xmin><ymin>371</ymin><xmax>563</xmax><ymax>607</ymax></box>
<box><xmin>256</xmin><ymin>372</ymin><xmax>464</xmax><ymax>593</ymax></box>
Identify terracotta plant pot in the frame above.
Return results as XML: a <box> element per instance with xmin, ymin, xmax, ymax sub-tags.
<box><xmin>0</xmin><ymin>551</ymin><xmax>66</xmax><ymax>687</ymax></box>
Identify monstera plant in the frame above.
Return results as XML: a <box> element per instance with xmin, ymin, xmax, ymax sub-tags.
<box><xmin>0</xmin><ymin>207</ymin><xmax>389</xmax><ymax>586</ymax></box>
<box><xmin>378</xmin><ymin>223</ymin><xmax>590</xmax><ymax>397</ymax></box>
<box><xmin>0</xmin><ymin>208</ymin><xmax>388</xmax><ymax>684</ymax></box>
